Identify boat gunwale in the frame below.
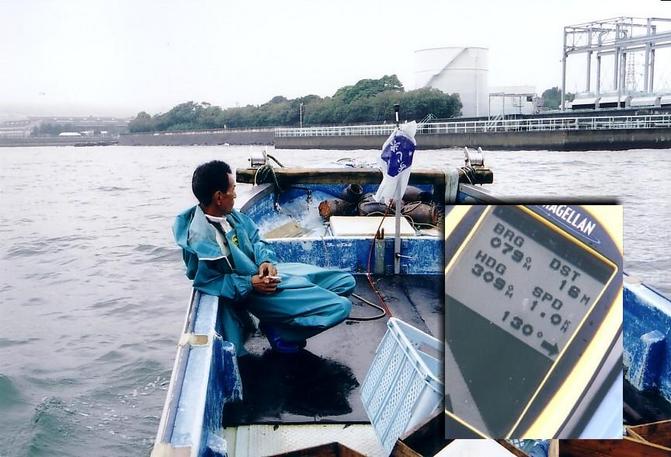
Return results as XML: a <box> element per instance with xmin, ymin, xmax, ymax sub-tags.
<box><xmin>153</xmin><ymin>289</ymin><xmax>198</xmax><ymax>448</ymax></box>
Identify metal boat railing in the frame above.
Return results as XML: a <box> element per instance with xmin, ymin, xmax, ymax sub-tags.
<box><xmin>275</xmin><ymin>114</ymin><xmax>671</xmax><ymax>137</ymax></box>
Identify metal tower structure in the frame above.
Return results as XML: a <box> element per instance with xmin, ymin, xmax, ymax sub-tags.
<box><xmin>625</xmin><ymin>53</ymin><xmax>637</xmax><ymax>92</ymax></box>
<box><xmin>561</xmin><ymin>17</ymin><xmax>671</xmax><ymax>110</ymax></box>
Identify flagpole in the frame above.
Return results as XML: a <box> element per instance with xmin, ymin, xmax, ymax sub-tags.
<box><xmin>393</xmin><ymin>104</ymin><xmax>402</xmax><ymax>275</ymax></box>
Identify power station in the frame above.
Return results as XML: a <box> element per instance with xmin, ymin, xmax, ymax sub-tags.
<box><xmin>414</xmin><ymin>17</ymin><xmax>670</xmax><ymax>118</ymax></box>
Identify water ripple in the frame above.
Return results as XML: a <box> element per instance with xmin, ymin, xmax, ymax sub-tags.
<box><xmin>131</xmin><ymin>244</ymin><xmax>180</xmax><ymax>263</ymax></box>
<box><xmin>90</xmin><ymin>297</ymin><xmax>133</xmax><ymax>310</ymax></box>
<box><xmin>0</xmin><ymin>374</ymin><xmax>26</xmax><ymax>409</ymax></box>
<box><xmin>94</xmin><ymin>186</ymin><xmax>131</xmax><ymax>192</ymax></box>
<box><xmin>0</xmin><ymin>337</ymin><xmax>41</xmax><ymax>348</ymax></box>
<box><xmin>5</xmin><ymin>235</ymin><xmax>96</xmax><ymax>259</ymax></box>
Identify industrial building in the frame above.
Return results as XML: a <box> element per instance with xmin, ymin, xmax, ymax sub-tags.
<box><xmin>487</xmin><ymin>86</ymin><xmax>539</xmax><ymax>117</ymax></box>
<box><xmin>0</xmin><ymin>116</ymin><xmax>129</xmax><ymax>138</ymax></box>
<box><xmin>562</xmin><ymin>17</ymin><xmax>671</xmax><ymax>111</ymax></box>
<box><xmin>414</xmin><ymin>17</ymin><xmax>670</xmax><ymax>119</ymax></box>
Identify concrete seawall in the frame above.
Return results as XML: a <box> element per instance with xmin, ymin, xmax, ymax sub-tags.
<box><xmin>8</xmin><ymin>127</ymin><xmax>667</xmax><ymax>151</ymax></box>
<box><xmin>118</xmin><ymin>130</ymin><xmax>274</xmax><ymax>146</ymax></box>
<box><xmin>275</xmin><ymin>128</ymin><xmax>671</xmax><ymax>151</ymax></box>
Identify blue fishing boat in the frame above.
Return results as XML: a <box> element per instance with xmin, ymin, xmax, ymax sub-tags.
<box><xmin>623</xmin><ymin>274</ymin><xmax>671</xmax><ymax>421</ymax></box>
<box><xmin>150</xmin><ymin>149</ymin><xmax>489</xmax><ymax>456</ymax></box>
<box><xmin>150</xmin><ymin>150</ymin><xmax>671</xmax><ymax>457</ymax></box>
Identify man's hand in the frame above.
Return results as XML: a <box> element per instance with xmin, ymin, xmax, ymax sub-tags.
<box><xmin>258</xmin><ymin>262</ymin><xmax>277</xmax><ymax>278</ymax></box>
<box><xmin>252</xmin><ymin>274</ymin><xmax>279</xmax><ymax>294</ymax></box>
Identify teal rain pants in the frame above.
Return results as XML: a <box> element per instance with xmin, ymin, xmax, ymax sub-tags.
<box><xmin>218</xmin><ymin>263</ymin><xmax>354</xmax><ymax>354</ymax></box>
<box><xmin>245</xmin><ymin>262</ymin><xmax>354</xmax><ymax>344</ymax></box>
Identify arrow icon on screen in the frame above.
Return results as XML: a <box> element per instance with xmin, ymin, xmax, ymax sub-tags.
<box><xmin>541</xmin><ymin>340</ymin><xmax>559</xmax><ymax>357</ymax></box>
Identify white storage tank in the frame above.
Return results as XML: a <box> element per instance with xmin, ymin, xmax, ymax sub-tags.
<box><xmin>414</xmin><ymin>47</ymin><xmax>489</xmax><ymax>118</ymax></box>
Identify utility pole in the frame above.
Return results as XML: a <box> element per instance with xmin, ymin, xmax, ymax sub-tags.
<box><xmin>299</xmin><ymin>102</ymin><xmax>304</xmax><ymax>128</ymax></box>
<box><xmin>561</xmin><ymin>27</ymin><xmax>567</xmax><ymax>111</ymax></box>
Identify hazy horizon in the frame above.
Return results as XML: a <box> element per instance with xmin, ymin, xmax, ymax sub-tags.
<box><xmin>2</xmin><ymin>0</ymin><xmax>670</xmax><ymax>119</ymax></box>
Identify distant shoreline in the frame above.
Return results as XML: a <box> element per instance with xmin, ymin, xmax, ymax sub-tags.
<box><xmin>0</xmin><ymin>136</ymin><xmax>117</xmax><ymax>148</ymax></box>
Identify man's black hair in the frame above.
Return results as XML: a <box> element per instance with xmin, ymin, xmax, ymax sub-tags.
<box><xmin>192</xmin><ymin>160</ymin><xmax>232</xmax><ymax>206</ymax></box>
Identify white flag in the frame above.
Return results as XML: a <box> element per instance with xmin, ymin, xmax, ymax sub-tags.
<box><xmin>374</xmin><ymin>121</ymin><xmax>417</xmax><ymax>204</ymax></box>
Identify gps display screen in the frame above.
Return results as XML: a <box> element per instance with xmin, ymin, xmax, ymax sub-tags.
<box><xmin>445</xmin><ymin>206</ymin><xmax>616</xmax><ymax>437</ymax></box>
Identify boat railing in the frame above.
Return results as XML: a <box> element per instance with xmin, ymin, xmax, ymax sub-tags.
<box><xmin>274</xmin><ymin>113</ymin><xmax>671</xmax><ymax>137</ymax></box>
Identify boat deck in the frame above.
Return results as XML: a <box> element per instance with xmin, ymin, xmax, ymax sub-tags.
<box><xmin>222</xmin><ymin>274</ymin><xmax>443</xmax><ymax>426</ymax></box>
<box><xmin>624</xmin><ymin>378</ymin><xmax>671</xmax><ymax>425</ymax></box>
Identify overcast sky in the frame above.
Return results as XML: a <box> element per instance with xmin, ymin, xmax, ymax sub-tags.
<box><xmin>1</xmin><ymin>0</ymin><xmax>669</xmax><ymax>117</ymax></box>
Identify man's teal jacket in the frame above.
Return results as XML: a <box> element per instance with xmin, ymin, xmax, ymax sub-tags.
<box><xmin>173</xmin><ymin>205</ymin><xmax>277</xmax><ymax>301</ymax></box>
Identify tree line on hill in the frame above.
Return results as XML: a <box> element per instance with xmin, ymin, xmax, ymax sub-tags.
<box><xmin>123</xmin><ymin>76</ymin><xmax>574</xmax><ymax>134</ymax></box>
<box><xmin>127</xmin><ymin>75</ymin><xmax>463</xmax><ymax>133</ymax></box>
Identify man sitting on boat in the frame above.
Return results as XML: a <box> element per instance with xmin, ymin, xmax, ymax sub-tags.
<box><xmin>173</xmin><ymin>160</ymin><xmax>354</xmax><ymax>355</ymax></box>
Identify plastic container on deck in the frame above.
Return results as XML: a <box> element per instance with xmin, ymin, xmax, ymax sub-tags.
<box><xmin>360</xmin><ymin>317</ymin><xmax>444</xmax><ymax>454</ymax></box>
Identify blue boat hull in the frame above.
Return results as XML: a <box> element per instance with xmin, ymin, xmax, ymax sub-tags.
<box><xmin>151</xmin><ymin>170</ymin><xmax>671</xmax><ymax>456</ymax></box>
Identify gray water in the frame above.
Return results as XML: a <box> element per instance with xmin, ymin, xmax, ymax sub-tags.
<box><xmin>0</xmin><ymin>145</ymin><xmax>669</xmax><ymax>456</ymax></box>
